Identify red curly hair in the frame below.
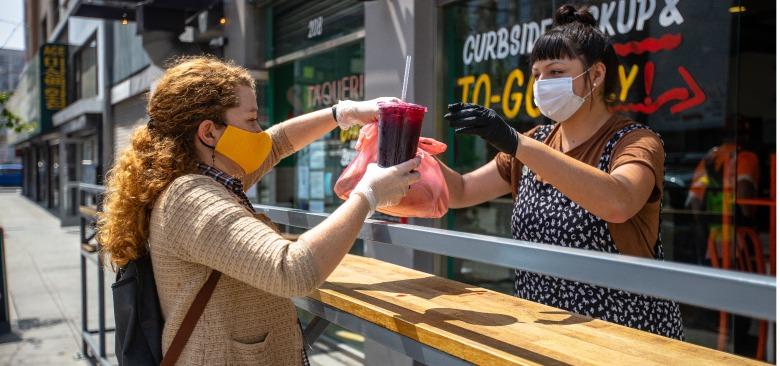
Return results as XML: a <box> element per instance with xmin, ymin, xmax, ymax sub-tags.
<box><xmin>97</xmin><ymin>56</ymin><xmax>255</xmax><ymax>268</ymax></box>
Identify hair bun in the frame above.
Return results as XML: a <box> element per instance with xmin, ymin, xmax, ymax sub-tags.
<box><xmin>554</xmin><ymin>4</ymin><xmax>597</xmax><ymax>27</ymax></box>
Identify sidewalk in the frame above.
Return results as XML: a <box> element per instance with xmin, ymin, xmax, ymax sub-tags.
<box><xmin>0</xmin><ymin>189</ymin><xmax>88</xmax><ymax>365</ymax></box>
<box><xmin>0</xmin><ymin>189</ymin><xmax>360</xmax><ymax>366</ymax></box>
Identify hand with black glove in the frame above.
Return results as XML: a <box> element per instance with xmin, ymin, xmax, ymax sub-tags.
<box><xmin>444</xmin><ymin>103</ymin><xmax>519</xmax><ymax>155</ymax></box>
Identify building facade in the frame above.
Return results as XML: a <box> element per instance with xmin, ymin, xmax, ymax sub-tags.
<box><xmin>0</xmin><ymin>48</ymin><xmax>25</xmax><ymax>164</ymax></box>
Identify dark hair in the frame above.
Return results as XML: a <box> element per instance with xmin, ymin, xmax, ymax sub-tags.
<box><xmin>530</xmin><ymin>4</ymin><xmax>618</xmax><ymax>103</ymax></box>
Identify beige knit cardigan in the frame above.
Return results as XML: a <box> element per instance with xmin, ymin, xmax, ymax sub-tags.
<box><xmin>148</xmin><ymin>125</ymin><xmax>320</xmax><ymax>365</ymax></box>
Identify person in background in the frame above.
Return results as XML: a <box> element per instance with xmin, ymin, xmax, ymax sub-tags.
<box><xmin>686</xmin><ymin>136</ymin><xmax>760</xmax><ymax>265</ymax></box>
<box><xmin>685</xmin><ymin>117</ymin><xmax>763</xmax><ymax>355</ymax></box>
<box><xmin>437</xmin><ymin>5</ymin><xmax>684</xmax><ymax>339</ymax></box>
<box><xmin>687</xmin><ymin>117</ymin><xmax>761</xmax><ymax>221</ymax></box>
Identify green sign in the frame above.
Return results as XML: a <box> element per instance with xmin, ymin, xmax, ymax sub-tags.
<box><xmin>39</xmin><ymin>44</ymin><xmax>68</xmax><ymax>133</ymax></box>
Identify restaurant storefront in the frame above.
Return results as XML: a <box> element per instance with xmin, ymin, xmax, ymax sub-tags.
<box><xmin>439</xmin><ymin>0</ymin><xmax>775</xmax><ymax>358</ymax></box>
<box><xmin>260</xmin><ymin>0</ymin><xmax>365</xmax><ymax>213</ymax></box>
<box><xmin>9</xmin><ymin>43</ymin><xmax>69</xmax><ymax>209</ymax></box>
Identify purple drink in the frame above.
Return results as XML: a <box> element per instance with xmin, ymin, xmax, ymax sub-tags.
<box><xmin>377</xmin><ymin>101</ymin><xmax>427</xmax><ymax>167</ymax></box>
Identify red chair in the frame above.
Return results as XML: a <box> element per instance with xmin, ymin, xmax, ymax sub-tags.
<box><xmin>708</xmin><ymin>152</ymin><xmax>775</xmax><ymax>360</ymax></box>
<box><xmin>706</xmin><ymin>227</ymin><xmax>768</xmax><ymax>359</ymax></box>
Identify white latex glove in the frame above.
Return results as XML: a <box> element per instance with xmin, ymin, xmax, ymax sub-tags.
<box><xmin>335</xmin><ymin>97</ymin><xmax>401</xmax><ymax>130</ymax></box>
<box><xmin>351</xmin><ymin>157</ymin><xmax>422</xmax><ymax>217</ymax></box>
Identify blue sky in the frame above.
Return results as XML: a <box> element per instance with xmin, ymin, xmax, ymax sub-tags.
<box><xmin>0</xmin><ymin>0</ymin><xmax>25</xmax><ymax>50</ymax></box>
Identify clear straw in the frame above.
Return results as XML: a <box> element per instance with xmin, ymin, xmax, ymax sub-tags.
<box><xmin>400</xmin><ymin>55</ymin><xmax>411</xmax><ymax>101</ymax></box>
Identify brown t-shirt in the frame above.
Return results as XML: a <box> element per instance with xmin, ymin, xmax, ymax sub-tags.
<box><xmin>494</xmin><ymin>115</ymin><xmax>664</xmax><ymax>258</ymax></box>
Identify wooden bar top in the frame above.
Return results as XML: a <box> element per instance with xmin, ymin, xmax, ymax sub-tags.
<box><xmin>309</xmin><ymin>254</ymin><xmax>766</xmax><ymax>366</ymax></box>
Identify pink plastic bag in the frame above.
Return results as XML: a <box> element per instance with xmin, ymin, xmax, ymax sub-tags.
<box><xmin>334</xmin><ymin>123</ymin><xmax>449</xmax><ymax>218</ymax></box>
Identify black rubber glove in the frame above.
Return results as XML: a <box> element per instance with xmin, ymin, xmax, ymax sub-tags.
<box><xmin>444</xmin><ymin>103</ymin><xmax>519</xmax><ymax>155</ymax></box>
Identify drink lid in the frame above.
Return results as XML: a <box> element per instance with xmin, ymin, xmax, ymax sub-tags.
<box><xmin>377</xmin><ymin>100</ymin><xmax>428</xmax><ymax>112</ymax></box>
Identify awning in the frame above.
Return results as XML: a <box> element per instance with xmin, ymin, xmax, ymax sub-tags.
<box><xmin>72</xmin><ymin>0</ymin><xmax>218</xmax><ymax>22</ymax></box>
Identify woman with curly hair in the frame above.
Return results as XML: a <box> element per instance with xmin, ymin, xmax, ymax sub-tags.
<box><xmin>97</xmin><ymin>56</ymin><xmax>419</xmax><ymax>365</ymax></box>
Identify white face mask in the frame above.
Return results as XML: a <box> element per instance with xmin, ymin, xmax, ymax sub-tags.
<box><xmin>533</xmin><ymin>67</ymin><xmax>593</xmax><ymax>122</ymax></box>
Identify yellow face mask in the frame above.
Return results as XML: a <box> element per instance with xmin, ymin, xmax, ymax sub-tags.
<box><xmin>205</xmin><ymin>124</ymin><xmax>272</xmax><ymax>174</ymax></box>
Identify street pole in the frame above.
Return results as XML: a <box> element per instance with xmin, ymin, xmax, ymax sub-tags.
<box><xmin>99</xmin><ymin>21</ymin><xmax>114</xmax><ymax>185</ymax></box>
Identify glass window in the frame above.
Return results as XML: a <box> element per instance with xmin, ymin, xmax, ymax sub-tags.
<box><xmin>268</xmin><ymin>42</ymin><xmax>365</xmax><ymax>212</ymax></box>
<box><xmin>81</xmin><ymin>137</ymin><xmax>97</xmax><ymax>185</ymax></box>
<box><xmin>442</xmin><ymin>0</ymin><xmax>775</xmax><ymax>357</ymax></box>
<box><xmin>74</xmin><ymin>38</ymin><xmax>98</xmax><ymax>100</ymax></box>
<box><xmin>111</xmin><ymin>21</ymin><xmax>150</xmax><ymax>84</ymax></box>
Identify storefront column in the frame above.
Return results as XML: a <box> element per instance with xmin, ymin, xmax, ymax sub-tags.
<box><xmin>57</xmin><ymin>139</ymin><xmax>68</xmax><ymax>222</ymax></box>
<box><xmin>21</xmin><ymin>149</ymin><xmax>31</xmax><ymax>197</ymax></box>
<box><xmin>99</xmin><ymin>21</ymin><xmax>114</xmax><ymax>183</ymax></box>
<box><xmin>364</xmin><ymin>0</ymin><xmax>440</xmax><ymax>265</ymax></box>
<box><xmin>364</xmin><ymin>1</ymin><xmax>438</xmax><ymax>365</ymax></box>
<box><xmin>58</xmin><ymin>138</ymin><xmax>80</xmax><ymax>226</ymax></box>
<box><xmin>223</xmin><ymin>0</ymin><xmax>263</xmax><ymax>70</ymax></box>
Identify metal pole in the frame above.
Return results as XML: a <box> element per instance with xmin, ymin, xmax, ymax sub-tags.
<box><xmin>99</xmin><ymin>20</ymin><xmax>114</xmax><ymax>187</ymax></box>
<box><xmin>97</xmin><ymin>251</ymin><xmax>106</xmax><ymax>358</ymax></box>
<box><xmin>80</xmin><ymin>216</ymin><xmax>89</xmax><ymax>357</ymax></box>
<box><xmin>768</xmin><ymin>322</ymin><xmax>775</xmax><ymax>363</ymax></box>
<box><xmin>0</xmin><ymin>227</ymin><xmax>9</xmax><ymax>334</ymax></box>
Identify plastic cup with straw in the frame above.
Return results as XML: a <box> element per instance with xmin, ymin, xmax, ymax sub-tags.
<box><xmin>376</xmin><ymin>55</ymin><xmax>428</xmax><ymax>167</ymax></box>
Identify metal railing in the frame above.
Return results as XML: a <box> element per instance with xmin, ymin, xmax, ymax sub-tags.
<box><xmin>76</xmin><ymin>183</ymin><xmax>112</xmax><ymax>366</ymax></box>
<box><xmin>73</xmin><ymin>182</ymin><xmax>104</xmax><ymax>216</ymax></box>
<box><xmin>255</xmin><ymin>204</ymin><xmax>776</xmax><ymax>321</ymax></box>
<box><xmin>76</xmin><ymin>183</ymin><xmax>107</xmax><ymax>195</ymax></box>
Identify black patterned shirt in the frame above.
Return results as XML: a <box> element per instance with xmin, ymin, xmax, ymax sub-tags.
<box><xmin>196</xmin><ymin>163</ymin><xmax>255</xmax><ymax>212</ymax></box>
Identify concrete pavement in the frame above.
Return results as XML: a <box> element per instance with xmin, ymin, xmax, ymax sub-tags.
<box><xmin>0</xmin><ymin>188</ymin><xmax>89</xmax><ymax>365</ymax></box>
